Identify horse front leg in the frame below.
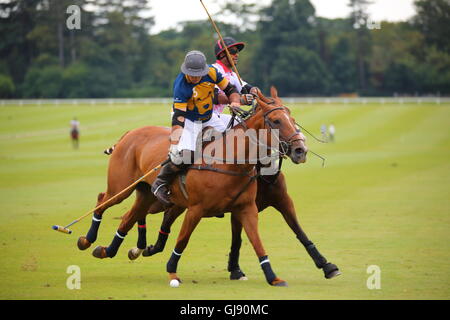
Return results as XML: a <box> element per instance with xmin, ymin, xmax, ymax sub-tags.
<box><xmin>234</xmin><ymin>204</ymin><xmax>287</xmax><ymax>287</ymax></box>
<box><xmin>271</xmin><ymin>176</ymin><xmax>340</xmax><ymax>279</ymax></box>
<box><xmin>166</xmin><ymin>206</ymin><xmax>202</xmax><ymax>286</ymax></box>
<box><xmin>228</xmin><ymin>214</ymin><xmax>247</xmax><ymax>280</ymax></box>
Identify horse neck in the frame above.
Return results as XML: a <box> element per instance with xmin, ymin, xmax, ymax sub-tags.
<box><xmin>241</xmin><ymin>110</ymin><xmax>265</xmax><ymax>131</ymax></box>
<box><xmin>216</xmin><ymin>111</ymin><xmax>265</xmax><ymax>173</ymax></box>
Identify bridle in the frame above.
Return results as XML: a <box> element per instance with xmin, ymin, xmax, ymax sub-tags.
<box><xmin>262</xmin><ymin>106</ymin><xmax>305</xmax><ymax>157</ymax></box>
<box><xmin>230</xmin><ymin>98</ymin><xmax>326</xmax><ymax>167</ymax></box>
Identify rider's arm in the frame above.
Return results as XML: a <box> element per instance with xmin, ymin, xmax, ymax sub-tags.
<box><xmin>218</xmin><ymin>80</ymin><xmax>240</xmax><ymax>107</ymax></box>
<box><xmin>170</xmin><ymin>103</ymin><xmax>186</xmax><ymax>145</ymax></box>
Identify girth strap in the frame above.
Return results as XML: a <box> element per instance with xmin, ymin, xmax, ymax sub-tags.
<box><xmin>188</xmin><ymin>164</ymin><xmax>256</xmax><ymax>177</ymax></box>
<box><xmin>182</xmin><ymin>164</ymin><xmax>260</xmax><ymax>206</ymax></box>
<box><xmin>178</xmin><ymin>174</ymin><xmax>189</xmax><ymax>200</ymax></box>
<box><xmin>229</xmin><ymin>172</ymin><xmax>260</xmax><ymax>205</ymax></box>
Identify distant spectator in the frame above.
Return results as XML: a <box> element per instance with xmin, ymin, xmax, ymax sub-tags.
<box><xmin>320</xmin><ymin>124</ymin><xmax>327</xmax><ymax>142</ymax></box>
<box><xmin>328</xmin><ymin>123</ymin><xmax>335</xmax><ymax>143</ymax></box>
<box><xmin>70</xmin><ymin>117</ymin><xmax>80</xmax><ymax>149</ymax></box>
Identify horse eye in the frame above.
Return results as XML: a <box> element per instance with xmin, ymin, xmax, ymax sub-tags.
<box><xmin>273</xmin><ymin>119</ymin><xmax>281</xmax><ymax>125</ymax></box>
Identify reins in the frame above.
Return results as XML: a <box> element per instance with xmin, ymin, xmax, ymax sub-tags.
<box><xmin>259</xmin><ymin>98</ymin><xmax>328</xmax><ymax>166</ymax></box>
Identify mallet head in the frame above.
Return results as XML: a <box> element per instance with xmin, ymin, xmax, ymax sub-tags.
<box><xmin>52</xmin><ymin>225</ymin><xmax>72</xmax><ymax>234</ymax></box>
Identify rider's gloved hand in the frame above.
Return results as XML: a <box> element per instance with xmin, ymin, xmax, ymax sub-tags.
<box><xmin>240</xmin><ymin>94</ymin><xmax>254</xmax><ymax>105</ymax></box>
<box><xmin>249</xmin><ymin>87</ymin><xmax>260</xmax><ymax>96</ymax></box>
<box><xmin>169</xmin><ymin>144</ymin><xmax>183</xmax><ymax>165</ymax></box>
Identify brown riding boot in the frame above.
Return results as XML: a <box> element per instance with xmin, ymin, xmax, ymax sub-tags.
<box><xmin>151</xmin><ymin>161</ymin><xmax>183</xmax><ymax>207</ymax></box>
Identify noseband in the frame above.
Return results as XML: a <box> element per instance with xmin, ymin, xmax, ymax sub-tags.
<box><xmin>263</xmin><ymin>106</ymin><xmax>304</xmax><ymax>156</ymax></box>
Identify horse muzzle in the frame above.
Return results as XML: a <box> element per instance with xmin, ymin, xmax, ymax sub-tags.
<box><xmin>290</xmin><ymin>146</ymin><xmax>308</xmax><ymax>164</ymax></box>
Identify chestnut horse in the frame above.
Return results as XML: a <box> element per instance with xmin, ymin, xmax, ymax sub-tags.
<box><xmin>131</xmin><ymin>91</ymin><xmax>340</xmax><ymax>281</ymax></box>
<box><xmin>77</xmin><ymin>87</ymin><xmax>339</xmax><ymax>285</ymax></box>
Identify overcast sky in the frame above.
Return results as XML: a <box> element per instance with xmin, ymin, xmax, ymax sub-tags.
<box><xmin>148</xmin><ymin>0</ymin><xmax>417</xmax><ymax>34</ymax></box>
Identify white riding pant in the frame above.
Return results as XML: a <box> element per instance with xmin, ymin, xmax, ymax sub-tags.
<box><xmin>177</xmin><ymin>113</ymin><xmax>227</xmax><ymax>152</ymax></box>
<box><xmin>215</xmin><ymin>112</ymin><xmax>243</xmax><ymax>130</ymax></box>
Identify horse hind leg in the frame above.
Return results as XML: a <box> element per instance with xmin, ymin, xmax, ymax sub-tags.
<box><xmin>77</xmin><ymin>192</ymin><xmax>109</xmax><ymax>250</ymax></box>
<box><xmin>128</xmin><ymin>196</ymin><xmax>165</xmax><ymax>259</ymax></box>
<box><xmin>127</xmin><ymin>218</ymin><xmax>148</xmax><ymax>260</ymax></box>
<box><xmin>228</xmin><ymin>214</ymin><xmax>247</xmax><ymax>280</ymax></box>
<box><xmin>93</xmin><ymin>182</ymin><xmax>154</xmax><ymax>259</ymax></box>
<box><xmin>272</xmin><ymin>190</ymin><xmax>340</xmax><ymax>279</ymax></box>
<box><xmin>142</xmin><ymin>205</ymin><xmax>185</xmax><ymax>257</ymax></box>
<box><xmin>77</xmin><ymin>176</ymin><xmax>138</xmax><ymax>251</ymax></box>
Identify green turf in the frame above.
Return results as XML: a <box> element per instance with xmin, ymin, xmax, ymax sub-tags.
<box><xmin>0</xmin><ymin>102</ymin><xmax>449</xmax><ymax>300</ymax></box>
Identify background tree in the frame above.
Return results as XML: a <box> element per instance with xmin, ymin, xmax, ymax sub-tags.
<box><xmin>413</xmin><ymin>0</ymin><xmax>450</xmax><ymax>53</ymax></box>
<box><xmin>0</xmin><ymin>0</ymin><xmax>449</xmax><ymax>98</ymax></box>
<box><xmin>348</xmin><ymin>0</ymin><xmax>373</xmax><ymax>93</ymax></box>
<box><xmin>254</xmin><ymin>0</ymin><xmax>324</xmax><ymax>94</ymax></box>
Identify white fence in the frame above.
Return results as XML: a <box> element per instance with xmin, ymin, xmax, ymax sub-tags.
<box><xmin>0</xmin><ymin>97</ymin><xmax>449</xmax><ymax>106</ymax></box>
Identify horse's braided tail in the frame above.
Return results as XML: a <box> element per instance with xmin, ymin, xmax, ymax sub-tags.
<box><xmin>104</xmin><ymin>145</ymin><xmax>115</xmax><ymax>155</ymax></box>
<box><xmin>103</xmin><ymin>130</ymin><xmax>130</xmax><ymax>156</ymax></box>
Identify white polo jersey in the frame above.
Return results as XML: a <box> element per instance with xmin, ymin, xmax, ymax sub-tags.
<box><xmin>70</xmin><ymin>119</ymin><xmax>79</xmax><ymax>130</ymax></box>
<box><xmin>212</xmin><ymin>60</ymin><xmax>248</xmax><ymax>114</ymax></box>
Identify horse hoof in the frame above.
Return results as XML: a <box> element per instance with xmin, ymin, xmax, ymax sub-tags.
<box><xmin>142</xmin><ymin>245</ymin><xmax>152</xmax><ymax>257</ymax></box>
<box><xmin>168</xmin><ymin>273</ymin><xmax>182</xmax><ymax>286</ymax></box>
<box><xmin>77</xmin><ymin>236</ymin><xmax>91</xmax><ymax>250</ymax></box>
<box><xmin>142</xmin><ymin>245</ymin><xmax>159</xmax><ymax>257</ymax></box>
<box><xmin>128</xmin><ymin>248</ymin><xmax>143</xmax><ymax>260</ymax></box>
<box><xmin>230</xmin><ymin>269</ymin><xmax>247</xmax><ymax>280</ymax></box>
<box><xmin>323</xmin><ymin>263</ymin><xmax>341</xmax><ymax>279</ymax></box>
<box><xmin>271</xmin><ymin>278</ymin><xmax>288</xmax><ymax>287</ymax></box>
<box><xmin>92</xmin><ymin>246</ymin><xmax>108</xmax><ymax>259</ymax></box>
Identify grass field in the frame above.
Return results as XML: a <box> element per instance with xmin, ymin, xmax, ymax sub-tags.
<box><xmin>0</xmin><ymin>101</ymin><xmax>449</xmax><ymax>300</ymax></box>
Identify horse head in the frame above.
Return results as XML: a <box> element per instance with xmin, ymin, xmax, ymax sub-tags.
<box><xmin>254</xmin><ymin>86</ymin><xmax>308</xmax><ymax>164</ymax></box>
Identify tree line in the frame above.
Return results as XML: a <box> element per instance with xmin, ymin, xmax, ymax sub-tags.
<box><xmin>0</xmin><ymin>0</ymin><xmax>449</xmax><ymax>98</ymax></box>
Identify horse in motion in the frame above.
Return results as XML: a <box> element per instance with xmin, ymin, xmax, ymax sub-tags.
<box><xmin>77</xmin><ymin>87</ymin><xmax>340</xmax><ymax>285</ymax></box>
<box><xmin>130</xmin><ymin>88</ymin><xmax>340</xmax><ymax>281</ymax></box>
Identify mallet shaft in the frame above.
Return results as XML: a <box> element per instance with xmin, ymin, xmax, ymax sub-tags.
<box><xmin>52</xmin><ymin>159</ymin><xmax>169</xmax><ymax>234</ymax></box>
<box><xmin>200</xmin><ymin>0</ymin><xmax>244</xmax><ymax>87</ymax></box>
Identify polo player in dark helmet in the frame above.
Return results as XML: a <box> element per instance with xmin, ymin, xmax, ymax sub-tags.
<box><xmin>212</xmin><ymin>36</ymin><xmax>260</xmax><ymax>129</ymax></box>
<box><xmin>151</xmin><ymin>50</ymin><xmax>241</xmax><ymax>206</ymax></box>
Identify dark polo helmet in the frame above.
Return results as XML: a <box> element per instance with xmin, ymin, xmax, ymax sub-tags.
<box><xmin>214</xmin><ymin>37</ymin><xmax>245</xmax><ymax>58</ymax></box>
<box><xmin>180</xmin><ymin>50</ymin><xmax>209</xmax><ymax>77</ymax></box>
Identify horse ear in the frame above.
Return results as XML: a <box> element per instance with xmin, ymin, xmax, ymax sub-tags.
<box><xmin>270</xmin><ymin>86</ymin><xmax>279</xmax><ymax>99</ymax></box>
<box><xmin>257</xmin><ymin>89</ymin><xmax>273</xmax><ymax>104</ymax></box>
<box><xmin>255</xmin><ymin>97</ymin><xmax>270</xmax><ymax>112</ymax></box>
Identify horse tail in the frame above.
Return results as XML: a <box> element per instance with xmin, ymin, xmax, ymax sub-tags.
<box><xmin>104</xmin><ymin>145</ymin><xmax>115</xmax><ymax>155</ymax></box>
<box><xmin>103</xmin><ymin>131</ymin><xmax>131</xmax><ymax>155</ymax></box>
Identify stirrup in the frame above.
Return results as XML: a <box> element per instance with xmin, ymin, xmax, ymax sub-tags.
<box><xmin>153</xmin><ymin>184</ymin><xmax>172</xmax><ymax>206</ymax></box>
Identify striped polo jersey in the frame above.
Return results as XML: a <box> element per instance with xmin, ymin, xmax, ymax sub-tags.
<box><xmin>212</xmin><ymin>60</ymin><xmax>248</xmax><ymax>114</ymax></box>
<box><xmin>173</xmin><ymin>66</ymin><xmax>228</xmax><ymax>122</ymax></box>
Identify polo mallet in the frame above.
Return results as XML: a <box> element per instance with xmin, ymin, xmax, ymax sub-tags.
<box><xmin>200</xmin><ymin>0</ymin><xmax>244</xmax><ymax>88</ymax></box>
<box><xmin>52</xmin><ymin>159</ymin><xmax>170</xmax><ymax>235</ymax></box>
